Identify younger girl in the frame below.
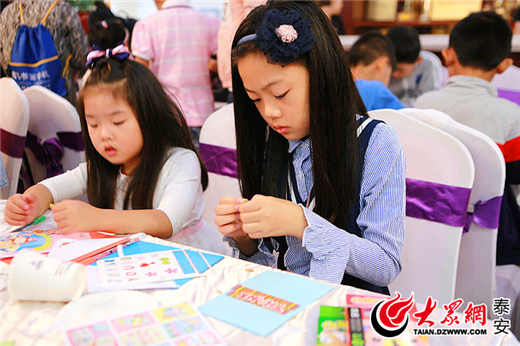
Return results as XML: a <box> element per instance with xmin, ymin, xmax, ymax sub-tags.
<box><xmin>215</xmin><ymin>1</ymin><xmax>406</xmax><ymax>293</ymax></box>
<box><xmin>5</xmin><ymin>47</ymin><xmax>227</xmax><ymax>254</ymax></box>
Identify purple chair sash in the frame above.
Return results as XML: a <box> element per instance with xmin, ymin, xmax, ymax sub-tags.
<box><xmin>1</xmin><ymin>129</ymin><xmax>26</xmax><ymax>158</ymax></box>
<box><xmin>406</xmin><ymin>178</ymin><xmax>472</xmax><ymax>227</ymax></box>
<box><xmin>56</xmin><ymin>131</ymin><xmax>84</xmax><ymax>151</ymax></box>
<box><xmin>198</xmin><ymin>144</ymin><xmax>503</xmax><ymax>232</ymax></box>
<box><xmin>25</xmin><ymin>132</ymin><xmax>64</xmax><ymax>178</ymax></box>
<box><xmin>497</xmin><ymin>89</ymin><xmax>520</xmax><ymax>106</ymax></box>
<box><xmin>464</xmin><ymin>196</ymin><xmax>503</xmax><ymax>232</ymax></box>
<box><xmin>24</xmin><ymin>131</ymin><xmax>84</xmax><ymax>179</ymax></box>
<box><xmin>199</xmin><ymin>143</ymin><xmax>238</xmax><ymax>179</ymax></box>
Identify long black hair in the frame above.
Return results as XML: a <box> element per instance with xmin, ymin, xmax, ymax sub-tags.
<box><xmin>77</xmin><ymin>58</ymin><xmax>208</xmax><ymax>210</ymax></box>
<box><xmin>231</xmin><ymin>0</ymin><xmax>366</xmax><ymax>227</ymax></box>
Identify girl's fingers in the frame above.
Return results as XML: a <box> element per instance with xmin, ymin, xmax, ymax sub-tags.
<box><xmin>214</xmin><ymin>213</ymin><xmax>240</xmax><ymax>227</ymax></box>
<box><xmin>218</xmin><ymin>222</ymin><xmax>243</xmax><ymax>236</ymax></box>
<box><xmin>4</xmin><ymin>209</ymin><xmax>31</xmax><ymax>225</ymax></box>
<box><xmin>218</xmin><ymin>196</ymin><xmax>241</xmax><ymax>205</ymax></box>
<box><xmin>238</xmin><ymin>210</ymin><xmax>262</xmax><ymax>224</ymax></box>
<box><xmin>215</xmin><ymin>203</ymin><xmax>240</xmax><ymax>216</ymax></box>
<box><xmin>52</xmin><ymin>212</ymin><xmax>67</xmax><ymax>223</ymax></box>
<box><xmin>23</xmin><ymin>193</ymin><xmax>37</xmax><ymax>205</ymax></box>
<box><xmin>8</xmin><ymin>195</ymin><xmax>30</xmax><ymax>211</ymax></box>
<box><xmin>242</xmin><ymin>222</ymin><xmax>263</xmax><ymax>236</ymax></box>
<box><xmin>237</xmin><ymin>199</ymin><xmax>261</xmax><ymax>213</ymax></box>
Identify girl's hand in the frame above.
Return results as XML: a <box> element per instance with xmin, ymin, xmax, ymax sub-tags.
<box><xmin>214</xmin><ymin>196</ymin><xmax>248</xmax><ymax>239</ymax></box>
<box><xmin>238</xmin><ymin>195</ymin><xmax>308</xmax><ymax>239</ymax></box>
<box><xmin>5</xmin><ymin>193</ymin><xmax>39</xmax><ymax>226</ymax></box>
<box><xmin>52</xmin><ymin>200</ymin><xmax>103</xmax><ymax>234</ymax></box>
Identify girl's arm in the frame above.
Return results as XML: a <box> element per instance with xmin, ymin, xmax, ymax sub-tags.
<box><xmin>51</xmin><ymin>201</ymin><xmax>173</xmax><ymax>238</ymax></box>
<box><xmin>301</xmin><ymin>124</ymin><xmax>405</xmax><ymax>286</ymax></box>
<box><xmin>5</xmin><ymin>162</ymin><xmax>87</xmax><ymax>226</ymax></box>
<box><xmin>53</xmin><ymin>149</ymin><xmax>208</xmax><ymax>239</ymax></box>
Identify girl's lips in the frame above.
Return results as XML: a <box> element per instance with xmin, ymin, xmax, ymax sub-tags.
<box><xmin>105</xmin><ymin>146</ymin><xmax>117</xmax><ymax>157</ymax></box>
<box><xmin>273</xmin><ymin>125</ymin><xmax>289</xmax><ymax>134</ymax></box>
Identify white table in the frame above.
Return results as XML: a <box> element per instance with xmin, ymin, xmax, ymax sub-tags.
<box><xmin>1</xmin><ymin>217</ymin><xmax>519</xmax><ymax>345</ymax></box>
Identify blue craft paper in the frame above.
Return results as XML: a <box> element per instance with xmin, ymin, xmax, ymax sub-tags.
<box><xmin>90</xmin><ymin>241</ymin><xmax>224</xmax><ymax>287</ymax></box>
<box><xmin>199</xmin><ymin>271</ymin><xmax>333</xmax><ymax>336</ymax></box>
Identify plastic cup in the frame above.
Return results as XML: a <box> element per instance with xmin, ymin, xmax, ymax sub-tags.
<box><xmin>8</xmin><ymin>250</ymin><xmax>86</xmax><ymax>302</ymax></box>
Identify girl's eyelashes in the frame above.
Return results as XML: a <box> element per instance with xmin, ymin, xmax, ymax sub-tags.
<box><xmin>88</xmin><ymin>123</ymin><xmax>98</xmax><ymax>129</ymax></box>
<box><xmin>275</xmin><ymin>91</ymin><xmax>289</xmax><ymax>99</ymax></box>
<box><xmin>113</xmin><ymin>121</ymin><xmax>125</xmax><ymax>126</ymax></box>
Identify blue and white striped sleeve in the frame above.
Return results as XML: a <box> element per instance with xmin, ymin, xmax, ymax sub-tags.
<box><xmin>223</xmin><ymin>236</ymin><xmax>277</xmax><ymax>267</ymax></box>
<box><xmin>301</xmin><ymin>123</ymin><xmax>406</xmax><ymax>286</ymax></box>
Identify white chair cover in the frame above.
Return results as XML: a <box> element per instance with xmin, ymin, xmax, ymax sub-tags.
<box><xmin>199</xmin><ymin>104</ymin><xmax>241</xmax><ymax>229</ymax></box>
<box><xmin>401</xmin><ymin>108</ymin><xmax>506</xmax><ymax>317</ymax></box>
<box><xmin>23</xmin><ymin>85</ymin><xmax>85</xmax><ymax>185</ymax></box>
<box><xmin>369</xmin><ymin>109</ymin><xmax>475</xmax><ymax>307</ymax></box>
<box><xmin>0</xmin><ymin>78</ymin><xmax>30</xmax><ymax>198</ymax></box>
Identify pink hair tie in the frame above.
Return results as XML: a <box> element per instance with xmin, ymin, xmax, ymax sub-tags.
<box><xmin>275</xmin><ymin>24</ymin><xmax>298</xmax><ymax>43</ymax></box>
<box><xmin>86</xmin><ymin>44</ymin><xmax>131</xmax><ymax>68</ymax></box>
<box><xmin>101</xmin><ymin>20</ymin><xmax>108</xmax><ymax>29</ymax></box>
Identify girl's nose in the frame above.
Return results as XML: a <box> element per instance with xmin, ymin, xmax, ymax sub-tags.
<box><xmin>100</xmin><ymin>126</ymin><xmax>113</xmax><ymax>141</ymax></box>
<box><xmin>264</xmin><ymin>103</ymin><xmax>282</xmax><ymax>119</ymax></box>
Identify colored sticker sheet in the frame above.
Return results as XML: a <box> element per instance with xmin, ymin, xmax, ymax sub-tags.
<box><xmin>199</xmin><ymin>271</ymin><xmax>334</xmax><ymax>337</ymax></box>
<box><xmin>97</xmin><ymin>250</ymin><xmax>199</xmax><ymax>286</ymax></box>
<box><xmin>90</xmin><ymin>241</ymin><xmax>224</xmax><ymax>288</ymax></box>
<box><xmin>63</xmin><ymin>302</ymin><xmax>227</xmax><ymax>346</ymax></box>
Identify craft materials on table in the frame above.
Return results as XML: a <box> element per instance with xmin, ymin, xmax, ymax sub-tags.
<box><xmin>96</xmin><ymin>249</ymin><xmax>201</xmax><ymax>286</ymax></box>
<box><xmin>317</xmin><ymin>306</ymin><xmax>346</xmax><ymax>345</ymax></box>
<box><xmin>199</xmin><ymin>270</ymin><xmax>334</xmax><ymax>337</ymax></box>
<box><xmin>0</xmin><ymin>229</ymin><xmax>125</xmax><ymax>260</ymax></box>
<box><xmin>62</xmin><ymin>302</ymin><xmax>226</xmax><ymax>346</ymax></box>
<box><xmin>85</xmin><ymin>241</ymin><xmax>225</xmax><ymax>292</ymax></box>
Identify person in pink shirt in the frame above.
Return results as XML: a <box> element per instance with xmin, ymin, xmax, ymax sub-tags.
<box><xmin>217</xmin><ymin>0</ymin><xmax>266</xmax><ymax>95</ymax></box>
<box><xmin>132</xmin><ymin>0</ymin><xmax>220</xmax><ymax>148</ymax></box>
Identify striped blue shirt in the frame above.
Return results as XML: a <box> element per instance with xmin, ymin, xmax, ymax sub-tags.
<box><xmin>226</xmin><ymin>120</ymin><xmax>406</xmax><ymax>286</ymax></box>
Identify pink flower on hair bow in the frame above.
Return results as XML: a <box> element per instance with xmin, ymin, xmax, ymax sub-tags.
<box><xmin>85</xmin><ymin>44</ymin><xmax>131</xmax><ymax>68</ymax></box>
<box><xmin>275</xmin><ymin>24</ymin><xmax>298</xmax><ymax>43</ymax></box>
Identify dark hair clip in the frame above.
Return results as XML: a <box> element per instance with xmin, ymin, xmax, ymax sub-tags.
<box><xmin>86</xmin><ymin>43</ymin><xmax>130</xmax><ymax>69</ymax></box>
<box><xmin>254</xmin><ymin>9</ymin><xmax>314</xmax><ymax>64</ymax></box>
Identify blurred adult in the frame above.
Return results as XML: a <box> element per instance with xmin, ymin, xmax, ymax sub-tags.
<box><xmin>132</xmin><ymin>0</ymin><xmax>220</xmax><ymax>148</ymax></box>
<box><xmin>0</xmin><ymin>0</ymin><xmax>88</xmax><ymax>105</ymax></box>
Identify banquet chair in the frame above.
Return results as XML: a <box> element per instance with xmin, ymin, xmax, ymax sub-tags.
<box><xmin>22</xmin><ymin>86</ymin><xmax>85</xmax><ymax>185</ymax></box>
<box><xmin>0</xmin><ymin>78</ymin><xmax>30</xmax><ymax>199</ymax></box>
<box><xmin>199</xmin><ymin>104</ymin><xmax>241</xmax><ymax>229</ymax></box>
<box><xmin>369</xmin><ymin>109</ymin><xmax>475</xmax><ymax>307</ymax></box>
<box><xmin>491</xmin><ymin>64</ymin><xmax>520</xmax><ymax>106</ymax></box>
<box><xmin>401</xmin><ymin>108</ymin><xmax>505</xmax><ymax>317</ymax></box>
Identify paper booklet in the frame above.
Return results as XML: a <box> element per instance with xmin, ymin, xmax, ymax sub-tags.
<box><xmin>199</xmin><ymin>271</ymin><xmax>334</xmax><ymax>337</ymax></box>
<box><xmin>0</xmin><ymin>229</ymin><xmax>123</xmax><ymax>260</ymax></box>
<box><xmin>62</xmin><ymin>302</ymin><xmax>227</xmax><ymax>346</ymax></box>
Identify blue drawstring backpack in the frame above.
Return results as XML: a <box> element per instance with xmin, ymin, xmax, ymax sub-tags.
<box><xmin>9</xmin><ymin>0</ymin><xmax>70</xmax><ymax>97</ymax></box>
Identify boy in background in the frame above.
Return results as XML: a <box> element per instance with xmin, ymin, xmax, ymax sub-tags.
<box><xmin>415</xmin><ymin>11</ymin><xmax>520</xmax><ymax>266</ymax></box>
<box><xmin>349</xmin><ymin>31</ymin><xmax>404</xmax><ymax>111</ymax></box>
<box><xmin>386</xmin><ymin>25</ymin><xmax>443</xmax><ymax>107</ymax></box>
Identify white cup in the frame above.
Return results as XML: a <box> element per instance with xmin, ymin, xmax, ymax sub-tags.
<box><xmin>8</xmin><ymin>250</ymin><xmax>86</xmax><ymax>302</ymax></box>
